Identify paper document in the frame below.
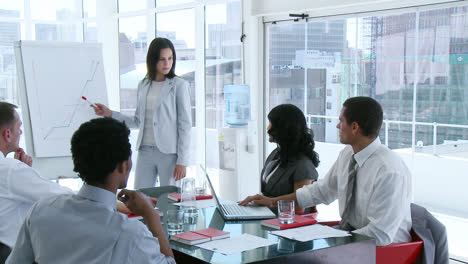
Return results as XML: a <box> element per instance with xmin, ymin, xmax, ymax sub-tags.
<box><xmin>174</xmin><ymin>199</ymin><xmax>216</xmax><ymax>209</ymax></box>
<box><xmin>197</xmin><ymin>234</ymin><xmax>276</xmax><ymax>255</ymax></box>
<box><xmin>272</xmin><ymin>224</ymin><xmax>351</xmax><ymax>242</ymax></box>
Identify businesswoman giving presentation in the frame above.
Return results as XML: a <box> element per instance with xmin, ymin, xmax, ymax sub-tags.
<box><xmin>93</xmin><ymin>37</ymin><xmax>192</xmax><ymax>189</ymax></box>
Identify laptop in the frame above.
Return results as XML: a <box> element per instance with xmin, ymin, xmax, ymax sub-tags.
<box><xmin>200</xmin><ymin>165</ymin><xmax>276</xmax><ymax>220</ymax></box>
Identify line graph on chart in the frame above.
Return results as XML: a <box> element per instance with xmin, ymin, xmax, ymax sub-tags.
<box><xmin>20</xmin><ymin>42</ymin><xmax>108</xmax><ymax>157</ymax></box>
<box><xmin>35</xmin><ymin>60</ymin><xmax>100</xmax><ymax>140</ymax></box>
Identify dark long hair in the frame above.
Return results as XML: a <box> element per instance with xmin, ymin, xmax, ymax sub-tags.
<box><xmin>145</xmin><ymin>38</ymin><xmax>176</xmax><ymax>81</ymax></box>
<box><xmin>267</xmin><ymin>104</ymin><xmax>319</xmax><ymax>167</ymax></box>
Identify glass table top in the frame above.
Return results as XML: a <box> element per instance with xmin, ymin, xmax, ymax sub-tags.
<box><xmin>139</xmin><ymin>186</ymin><xmax>374</xmax><ymax>264</ymax></box>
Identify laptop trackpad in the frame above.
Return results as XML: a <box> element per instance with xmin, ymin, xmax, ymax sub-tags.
<box><xmin>243</xmin><ymin>205</ymin><xmax>275</xmax><ymax>216</ymax></box>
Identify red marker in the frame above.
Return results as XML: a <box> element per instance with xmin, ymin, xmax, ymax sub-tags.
<box><xmin>81</xmin><ymin>96</ymin><xmax>97</xmax><ymax>107</ymax></box>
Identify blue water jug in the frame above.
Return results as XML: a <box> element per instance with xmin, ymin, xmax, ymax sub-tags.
<box><xmin>224</xmin><ymin>84</ymin><xmax>250</xmax><ymax>126</ymax></box>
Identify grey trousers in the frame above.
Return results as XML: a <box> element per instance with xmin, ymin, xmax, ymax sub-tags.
<box><xmin>134</xmin><ymin>145</ymin><xmax>178</xmax><ymax>189</ymax></box>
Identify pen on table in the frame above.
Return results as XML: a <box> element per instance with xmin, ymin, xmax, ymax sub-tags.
<box><xmin>81</xmin><ymin>96</ymin><xmax>97</xmax><ymax>108</ymax></box>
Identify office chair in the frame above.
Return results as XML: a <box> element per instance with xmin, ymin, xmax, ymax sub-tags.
<box><xmin>318</xmin><ymin>221</ymin><xmax>423</xmax><ymax>264</ymax></box>
<box><xmin>410</xmin><ymin>203</ymin><xmax>449</xmax><ymax>264</ymax></box>
<box><xmin>319</xmin><ymin>203</ymin><xmax>451</xmax><ymax>264</ymax></box>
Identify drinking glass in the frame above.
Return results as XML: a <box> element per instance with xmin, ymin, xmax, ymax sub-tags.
<box><xmin>195</xmin><ymin>171</ymin><xmax>207</xmax><ymax>195</ymax></box>
<box><xmin>181</xmin><ymin>177</ymin><xmax>196</xmax><ymax>203</ymax></box>
<box><xmin>166</xmin><ymin>209</ymin><xmax>184</xmax><ymax>232</ymax></box>
<box><xmin>181</xmin><ymin>177</ymin><xmax>198</xmax><ymax>222</ymax></box>
<box><xmin>277</xmin><ymin>200</ymin><xmax>295</xmax><ymax>224</ymax></box>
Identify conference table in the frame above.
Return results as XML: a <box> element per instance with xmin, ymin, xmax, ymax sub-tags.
<box><xmin>139</xmin><ymin>186</ymin><xmax>376</xmax><ymax>264</ymax></box>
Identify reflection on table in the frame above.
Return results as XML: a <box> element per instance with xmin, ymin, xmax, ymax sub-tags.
<box><xmin>139</xmin><ymin>186</ymin><xmax>376</xmax><ymax>264</ymax></box>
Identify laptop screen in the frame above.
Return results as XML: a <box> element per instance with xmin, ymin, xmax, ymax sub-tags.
<box><xmin>199</xmin><ymin>164</ymin><xmax>224</xmax><ymax>209</ymax></box>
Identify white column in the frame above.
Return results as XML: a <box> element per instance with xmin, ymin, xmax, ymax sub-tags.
<box><xmin>96</xmin><ymin>0</ymin><xmax>120</xmax><ymax>110</ymax></box>
<box><xmin>195</xmin><ymin>4</ymin><xmax>206</xmax><ymax>171</ymax></box>
<box><xmin>242</xmin><ymin>0</ymin><xmax>262</xmax><ymax>191</ymax></box>
<box><xmin>146</xmin><ymin>0</ymin><xmax>155</xmax><ymax>41</ymax></box>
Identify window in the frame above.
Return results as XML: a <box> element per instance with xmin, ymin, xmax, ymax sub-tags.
<box><xmin>0</xmin><ymin>21</ymin><xmax>21</xmax><ymax>103</ymax></box>
<box><xmin>84</xmin><ymin>22</ymin><xmax>97</xmax><ymax>42</ymax></box>
<box><xmin>83</xmin><ymin>0</ymin><xmax>95</xmax><ymax>18</ymax></box>
<box><xmin>156</xmin><ymin>8</ymin><xmax>196</xmax><ymax>125</ymax></box>
<box><xmin>0</xmin><ymin>0</ymin><xmax>85</xmax><ymax>106</ymax></box>
<box><xmin>118</xmin><ymin>0</ymin><xmax>147</xmax><ymax>13</ymax></box>
<box><xmin>30</xmin><ymin>0</ymin><xmax>82</xmax><ymax>21</ymax></box>
<box><xmin>115</xmin><ymin>1</ymin><xmax>244</xmax><ymax>191</ymax></box>
<box><xmin>118</xmin><ymin>16</ymin><xmax>147</xmax><ymax>116</ymax></box>
<box><xmin>205</xmin><ymin>2</ymin><xmax>242</xmax><ymax>129</ymax></box>
<box><xmin>33</xmin><ymin>23</ymin><xmax>82</xmax><ymax>41</ymax></box>
<box><xmin>266</xmin><ymin>5</ymin><xmax>468</xmax><ymax>261</ymax></box>
<box><xmin>156</xmin><ymin>0</ymin><xmax>194</xmax><ymax>7</ymax></box>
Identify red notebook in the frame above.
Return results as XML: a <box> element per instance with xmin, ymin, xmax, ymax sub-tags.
<box><xmin>261</xmin><ymin>213</ymin><xmax>317</xmax><ymax>230</ymax></box>
<box><xmin>171</xmin><ymin>232</ymin><xmax>211</xmax><ymax>245</ymax></box>
<box><xmin>170</xmin><ymin>228</ymin><xmax>230</xmax><ymax>245</ymax></box>
<box><xmin>193</xmin><ymin>228</ymin><xmax>230</xmax><ymax>240</ymax></box>
<box><xmin>167</xmin><ymin>193</ymin><xmax>213</xmax><ymax>202</ymax></box>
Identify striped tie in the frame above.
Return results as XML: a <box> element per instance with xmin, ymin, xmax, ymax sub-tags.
<box><xmin>340</xmin><ymin>155</ymin><xmax>357</xmax><ymax>231</ymax></box>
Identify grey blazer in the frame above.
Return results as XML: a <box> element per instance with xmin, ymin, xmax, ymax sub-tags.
<box><xmin>411</xmin><ymin>203</ymin><xmax>449</xmax><ymax>264</ymax></box>
<box><xmin>112</xmin><ymin>77</ymin><xmax>192</xmax><ymax>166</ymax></box>
<box><xmin>261</xmin><ymin>148</ymin><xmax>318</xmax><ymax>198</ymax></box>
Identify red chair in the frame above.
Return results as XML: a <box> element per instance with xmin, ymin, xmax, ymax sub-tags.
<box><xmin>319</xmin><ymin>221</ymin><xmax>423</xmax><ymax>264</ymax></box>
<box><xmin>376</xmin><ymin>229</ymin><xmax>423</xmax><ymax>264</ymax></box>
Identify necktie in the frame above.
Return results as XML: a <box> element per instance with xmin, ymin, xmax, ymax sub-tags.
<box><xmin>340</xmin><ymin>155</ymin><xmax>357</xmax><ymax>231</ymax></box>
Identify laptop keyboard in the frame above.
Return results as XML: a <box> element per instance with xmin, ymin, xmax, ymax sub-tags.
<box><xmin>222</xmin><ymin>203</ymin><xmax>249</xmax><ymax>216</ymax></box>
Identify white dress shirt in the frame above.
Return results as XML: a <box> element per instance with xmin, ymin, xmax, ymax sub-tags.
<box><xmin>6</xmin><ymin>184</ymin><xmax>175</xmax><ymax>264</ymax></box>
<box><xmin>0</xmin><ymin>153</ymin><xmax>73</xmax><ymax>248</ymax></box>
<box><xmin>296</xmin><ymin>138</ymin><xmax>412</xmax><ymax>246</ymax></box>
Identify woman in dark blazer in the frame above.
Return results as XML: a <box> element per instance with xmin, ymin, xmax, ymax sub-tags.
<box><xmin>260</xmin><ymin>104</ymin><xmax>319</xmax><ymax>214</ymax></box>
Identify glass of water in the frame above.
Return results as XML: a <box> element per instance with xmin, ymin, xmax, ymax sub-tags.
<box><xmin>277</xmin><ymin>200</ymin><xmax>295</xmax><ymax>224</ymax></box>
<box><xmin>166</xmin><ymin>209</ymin><xmax>184</xmax><ymax>233</ymax></box>
<box><xmin>181</xmin><ymin>178</ymin><xmax>196</xmax><ymax>203</ymax></box>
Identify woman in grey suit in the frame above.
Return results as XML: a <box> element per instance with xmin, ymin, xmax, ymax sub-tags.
<box><xmin>241</xmin><ymin>104</ymin><xmax>319</xmax><ymax>214</ymax></box>
<box><xmin>93</xmin><ymin>38</ymin><xmax>191</xmax><ymax>188</ymax></box>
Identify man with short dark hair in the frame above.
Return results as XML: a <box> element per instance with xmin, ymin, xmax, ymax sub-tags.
<box><xmin>0</xmin><ymin>102</ymin><xmax>73</xmax><ymax>262</ymax></box>
<box><xmin>240</xmin><ymin>97</ymin><xmax>412</xmax><ymax>246</ymax></box>
<box><xmin>7</xmin><ymin>117</ymin><xmax>174</xmax><ymax>263</ymax></box>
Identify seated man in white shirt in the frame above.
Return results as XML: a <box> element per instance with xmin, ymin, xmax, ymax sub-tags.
<box><xmin>240</xmin><ymin>97</ymin><xmax>412</xmax><ymax>246</ymax></box>
<box><xmin>0</xmin><ymin>102</ymin><xmax>74</xmax><ymax>262</ymax></box>
<box><xmin>7</xmin><ymin>117</ymin><xmax>175</xmax><ymax>264</ymax></box>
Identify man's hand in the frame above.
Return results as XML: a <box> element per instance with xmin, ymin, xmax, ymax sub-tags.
<box><xmin>117</xmin><ymin>189</ymin><xmax>156</xmax><ymax>217</ymax></box>
<box><xmin>118</xmin><ymin>191</ymin><xmax>173</xmax><ymax>258</ymax></box>
<box><xmin>238</xmin><ymin>194</ymin><xmax>274</xmax><ymax>207</ymax></box>
<box><xmin>173</xmin><ymin>165</ymin><xmax>186</xmax><ymax>181</ymax></box>
<box><xmin>116</xmin><ymin>202</ymin><xmax>132</xmax><ymax>214</ymax></box>
<box><xmin>116</xmin><ymin>194</ymin><xmax>157</xmax><ymax>215</ymax></box>
<box><xmin>148</xmin><ymin>197</ymin><xmax>158</xmax><ymax>208</ymax></box>
<box><xmin>14</xmin><ymin>148</ymin><xmax>32</xmax><ymax>167</ymax></box>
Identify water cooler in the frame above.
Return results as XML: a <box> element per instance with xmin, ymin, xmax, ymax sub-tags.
<box><xmin>218</xmin><ymin>126</ymin><xmax>258</xmax><ymax>201</ymax></box>
<box><xmin>216</xmin><ymin>84</ymin><xmax>258</xmax><ymax>201</ymax></box>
